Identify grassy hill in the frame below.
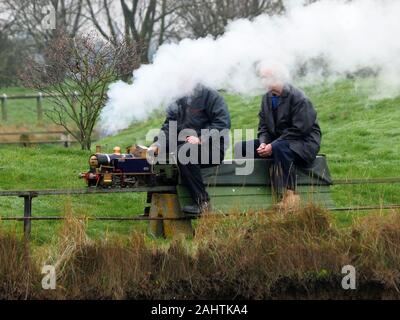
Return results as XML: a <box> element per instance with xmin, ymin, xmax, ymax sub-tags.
<box><xmin>0</xmin><ymin>79</ymin><xmax>399</xmax><ymax>245</ymax></box>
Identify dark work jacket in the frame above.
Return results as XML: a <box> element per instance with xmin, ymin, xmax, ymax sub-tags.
<box><xmin>258</xmin><ymin>84</ymin><xmax>321</xmax><ymax>164</ymax></box>
<box><xmin>154</xmin><ymin>86</ymin><xmax>231</xmax><ymax>151</ymax></box>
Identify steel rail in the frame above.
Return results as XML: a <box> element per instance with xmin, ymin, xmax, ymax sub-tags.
<box><xmin>1</xmin><ymin>204</ymin><xmax>399</xmax><ymax>223</ymax></box>
<box><xmin>0</xmin><ymin>186</ymin><xmax>177</xmax><ymax>197</ymax></box>
<box><xmin>332</xmin><ymin>177</ymin><xmax>400</xmax><ymax>185</ymax></box>
<box><xmin>0</xmin><ymin>215</ymin><xmax>194</xmax><ymax>221</ymax></box>
<box><xmin>329</xmin><ymin>204</ymin><xmax>400</xmax><ymax>211</ymax></box>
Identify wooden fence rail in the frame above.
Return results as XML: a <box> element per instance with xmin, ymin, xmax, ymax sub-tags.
<box><xmin>0</xmin><ymin>91</ymin><xmax>101</xmax><ymax>146</ymax></box>
<box><xmin>0</xmin><ymin>130</ymin><xmax>73</xmax><ymax>147</ymax></box>
<box><xmin>1</xmin><ymin>92</ymin><xmax>55</xmax><ymax>123</ymax></box>
<box><xmin>0</xmin><ymin>92</ymin><xmax>100</xmax><ymax>123</ymax></box>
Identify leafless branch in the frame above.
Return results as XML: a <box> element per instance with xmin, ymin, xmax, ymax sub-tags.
<box><xmin>20</xmin><ymin>33</ymin><xmax>140</xmax><ymax>150</ymax></box>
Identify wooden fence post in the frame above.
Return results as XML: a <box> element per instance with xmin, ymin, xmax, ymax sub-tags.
<box><xmin>60</xmin><ymin>132</ymin><xmax>71</xmax><ymax>148</ymax></box>
<box><xmin>19</xmin><ymin>193</ymin><xmax>37</xmax><ymax>239</ymax></box>
<box><xmin>36</xmin><ymin>92</ymin><xmax>43</xmax><ymax>123</ymax></box>
<box><xmin>1</xmin><ymin>94</ymin><xmax>7</xmax><ymax>121</ymax></box>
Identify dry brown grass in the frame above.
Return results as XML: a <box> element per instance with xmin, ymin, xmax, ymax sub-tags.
<box><xmin>1</xmin><ymin>205</ymin><xmax>400</xmax><ymax>299</ymax></box>
<box><xmin>349</xmin><ymin>210</ymin><xmax>400</xmax><ymax>292</ymax></box>
<box><xmin>0</xmin><ymin>229</ymin><xmax>40</xmax><ymax>299</ymax></box>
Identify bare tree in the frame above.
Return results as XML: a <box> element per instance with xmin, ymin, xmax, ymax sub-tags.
<box><xmin>21</xmin><ymin>34</ymin><xmax>140</xmax><ymax>150</ymax></box>
<box><xmin>0</xmin><ymin>2</ymin><xmax>29</xmax><ymax>86</ymax></box>
<box><xmin>0</xmin><ymin>2</ymin><xmax>16</xmax><ymax>34</ymax></box>
<box><xmin>85</xmin><ymin>0</ymin><xmax>181</xmax><ymax>63</ymax></box>
<box><xmin>176</xmin><ymin>0</ymin><xmax>285</xmax><ymax>39</ymax></box>
<box><xmin>2</xmin><ymin>0</ymin><xmax>86</xmax><ymax>52</ymax></box>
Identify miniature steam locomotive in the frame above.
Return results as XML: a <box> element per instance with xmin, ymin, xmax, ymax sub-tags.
<box><xmin>80</xmin><ymin>145</ymin><xmax>162</xmax><ymax>188</ymax></box>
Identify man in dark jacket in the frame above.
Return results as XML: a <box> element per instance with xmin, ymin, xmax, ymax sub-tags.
<box><xmin>237</xmin><ymin>65</ymin><xmax>321</xmax><ymax>209</ymax></box>
<box><xmin>150</xmin><ymin>85</ymin><xmax>231</xmax><ymax>215</ymax></box>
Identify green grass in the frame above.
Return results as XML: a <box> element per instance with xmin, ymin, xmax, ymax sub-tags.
<box><xmin>1</xmin><ymin>79</ymin><xmax>400</xmax><ymax>243</ymax></box>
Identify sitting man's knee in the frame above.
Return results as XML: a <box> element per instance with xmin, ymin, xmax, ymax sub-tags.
<box><xmin>272</xmin><ymin>140</ymin><xmax>290</xmax><ymax>153</ymax></box>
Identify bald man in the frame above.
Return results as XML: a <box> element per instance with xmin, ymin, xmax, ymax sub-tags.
<box><xmin>237</xmin><ymin>64</ymin><xmax>321</xmax><ymax>209</ymax></box>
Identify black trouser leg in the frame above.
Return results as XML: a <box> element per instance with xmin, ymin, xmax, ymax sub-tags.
<box><xmin>271</xmin><ymin>140</ymin><xmax>297</xmax><ymax>194</ymax></box>
<box><xmin>178</xmin><ymin>160</ymin><xmax>210</xmax><ymax>204</ymax></box>
<box><xmin>177</xmin><ymin>143</ymin><xmax>223</xmax><ymax>205</ymax></box>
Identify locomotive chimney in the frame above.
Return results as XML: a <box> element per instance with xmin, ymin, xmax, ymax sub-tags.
<box><xmin>96</xmin><ymin>145</ymin><xmax>102</xmax><ymax>154</ymax></box>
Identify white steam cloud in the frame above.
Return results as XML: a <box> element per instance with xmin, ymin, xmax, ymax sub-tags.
<box><xmin>100</xmin><ymin>0</ymin><xmax>400</xmax><ymax>135</ymax></box>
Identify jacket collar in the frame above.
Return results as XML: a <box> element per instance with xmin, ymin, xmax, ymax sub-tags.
<box><xmin>264</xmin><ymin>84</ymin><xmax>291</xmax><ymax>134</ymax></box>
<box><xmin>266</xmin><ymin>83</ymin><xmax>291</xmax><ymax>98</ymax></box>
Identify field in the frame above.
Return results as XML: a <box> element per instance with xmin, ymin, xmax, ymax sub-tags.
<box><xmin>0</xmin><ymin>80</ymin><xmax>400</xmax><ymax>299</ymax></box>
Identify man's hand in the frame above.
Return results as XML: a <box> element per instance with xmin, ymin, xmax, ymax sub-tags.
<box><xmin>186</xmin><ymin>136</ymin><xmax>201</xmax><ymax>145</ymax></box>
<box><xmin>257</xmin><ymin>143</ymin><xmax>273</xmax><ymax>158</ymax></box>
<box><xmin>147</xmin><ymin>144</ymin><xmax>159</xmax><ymax>164</ymax></box>
<box><xmin>148</xmin><ymin>144</ymin><xmax>159</xmax><ymax>156</ymax></box>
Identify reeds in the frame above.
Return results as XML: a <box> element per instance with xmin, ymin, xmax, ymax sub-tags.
<box><xmin>0</xmin><ymin>229</ymin><xmax>40</xmax><ymax>299</ymax></box>
<box><xmin>1</xmin><ymin>204</ymin><xmax>400</xmax><ymax>299</ymax></box>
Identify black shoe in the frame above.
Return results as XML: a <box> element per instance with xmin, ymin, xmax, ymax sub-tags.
<box><xmin>183</xmin><ymin>202</ymin><xmax>211</xmax><ymax>215</ymax></box>
<box><xmin>183</xmin><ymin>204</ymin><xmax>201</xmax><ymax>215</ymax></box>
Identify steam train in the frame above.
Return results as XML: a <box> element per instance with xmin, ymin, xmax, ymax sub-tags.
<box><xmin>79</xmin><ymin>145</ymin><xmax>177</xmax><ymax>188</ymax></box>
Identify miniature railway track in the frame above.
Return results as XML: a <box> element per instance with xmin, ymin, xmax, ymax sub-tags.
<box><xmin>0</xmin><ymin>177</ymin><xmax>399</xmax><ymax>238</ymax></box>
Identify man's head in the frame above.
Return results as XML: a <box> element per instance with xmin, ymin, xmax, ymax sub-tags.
<box><xmin>257</xmin><ymin>62</ymin><xmax>290</xmax><ymax>94</ymax></box>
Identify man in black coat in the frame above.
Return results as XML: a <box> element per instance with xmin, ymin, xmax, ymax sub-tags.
<box><xmin>150</xmin><ymin>85</ymin><xmax>231</xmax><ymax>215</ymax></box>
<box><xmin>237</xmin><ymin>65</ymin><xmax>321</xmax><ymax>209</ymax></box>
